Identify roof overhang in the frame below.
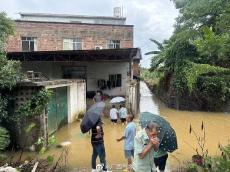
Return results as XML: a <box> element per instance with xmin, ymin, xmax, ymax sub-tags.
<box><xmin>7</xmin><ymin>48</ymin><xmax>142</xmax><ymax>62</ymax></box>
<box><xmin>19</xmin><ymin>12</ymin><xmax>126</xmax><ymax>21</ymax></box>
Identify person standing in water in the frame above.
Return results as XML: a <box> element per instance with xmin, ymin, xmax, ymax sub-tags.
<box><xmin>117</xmin><ymin>114</ymin><xmax>136</xmax><ymax>171</ymax></box>
<box><xmin>91</xmin><ymin>118</ymin><xmax>111</xmax><ymax>172</ymax></box>
<box><xmin>119</xmin><ymin>104</ymin><xmax>128</xmax><ymax>125</ymax></box>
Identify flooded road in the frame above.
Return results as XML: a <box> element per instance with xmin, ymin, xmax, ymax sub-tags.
<box><xmin>48</xmin><ymin>81</ymin><xmax>230</xmax><ymax>171</ymax></box>
<box><xmin>140</xmin><ymin>82</ymin><xmax>230</xmax><ymax>169</ymax></box>
<box><xmin>45</xmin><ymin>118</ymin><xmax>128</xmax><ymax>171</ymax></box>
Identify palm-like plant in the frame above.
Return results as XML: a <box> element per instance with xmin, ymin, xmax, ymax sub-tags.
<box><xmin>145</xmin><ymin>39</ymin><xmax>167</xmax><ymax>71</ymax></box>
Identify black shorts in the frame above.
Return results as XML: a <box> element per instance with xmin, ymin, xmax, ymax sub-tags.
<box><xmin>111</xmin><ymin>119</ymin><xmax>117</xmax><ymax>123</ymax></box>
<box><xmin>154</xmin><ymin>154</ymin><xmax>168</xmax><ymax>171</ymax></box>
<box><xmin>120</xmin><ymin>118</ymin><xmax>126</xmax><ymax>123</ymax></box>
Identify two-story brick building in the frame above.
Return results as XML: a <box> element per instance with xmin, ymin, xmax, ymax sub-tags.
<box><xmin>6</xmin><ymin>12</ymin><xmax>141</xmax><ymax>139</ymax></box>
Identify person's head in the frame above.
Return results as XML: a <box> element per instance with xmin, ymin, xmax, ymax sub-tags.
<box><xmin>145</xmin><ymin>122</ymin><xmax>158</xmax><ymax>139</ymax></box>
<box><xmin>112</xmin><ymin>105</ymin><xmax>115</xmax><ymax>108</ymax></box>
<box><xmin>97</xmin><ymin>90</ymin><xmax>101</xmax><ymax>96</ymax></box>
<box><xmin>126</xmin><ymin>114</ymin><xmax>134</xmax><ymax>123</ymax></box>
<box><xmin>119</xmin><ymin>104</ymin><xmax>122</xmax><ymax>108</ymax></box>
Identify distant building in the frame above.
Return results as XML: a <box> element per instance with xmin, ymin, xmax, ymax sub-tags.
<box><xmin>7</xmin><ymin>12</ymin><xmax>132</xmax><ymax>51</ymax></box>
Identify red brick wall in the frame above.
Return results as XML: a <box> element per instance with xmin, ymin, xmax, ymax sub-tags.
<box><xmin>7</xmin><ymin>21</ymin><xmax>133</xmax><ymax>52</ymax></box>
<box><xmin>133</xmin><ymin>60</ymin><xmax>140</xmax><ymax>76</ymax></box>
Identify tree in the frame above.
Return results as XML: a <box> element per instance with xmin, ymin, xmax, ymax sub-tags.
<box><xmin>145</xmin><ymin>39</ymin><xmax>168</xmax><ymax>71</ymax></box>
<box><xmin>173</xmin><ymin>0</ymin><xmax>230</xmax><ymax>67</ymax></box>
<box><xmin>145</xmin><ymin>0</ymin><xmax>230</xmax><ymax>111</ymax></box>
<box><xmin>0</xmin><ymin>12</ymin><xmax>22</xmax><ymax>150</ymax></box>
<box><xmin>0</xmin><ymin>12</ymin><xmax>21</xmax><ymax>90</ymax></box>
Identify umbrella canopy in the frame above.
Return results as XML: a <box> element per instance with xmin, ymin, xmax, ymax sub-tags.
<box><xmin>80</xmin><ymin>111</ymin><xmax>100</xmax><ymax>133</ymax></box>
<box><xmin>139</xmin><ymin>112</ymin><xmax>178</xmax><ymax>153</ymax></box>
<box><xmin>110</xmin><ymin>96</ymin><xmax>125</xmax><ymax>103</ymax></box>
<box><xmin>88</xmin><ymin>101</ymin><xmax>105</xmax><ymax>115</ymax></box>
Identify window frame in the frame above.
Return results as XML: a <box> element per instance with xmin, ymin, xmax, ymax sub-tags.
<box><xmin>21</xmin><ymin>37</ymin><xmax>37</xmax><ymax>52</ymax></box>
<box><xmin>63</xmin><ymin>38</ymin><xmax>83</xmax><ymax>50</ymax></box>
<box><xmin>107</xmin><ymin>40</ymin><xmax>121</xmax><ymax>49</ymax></box>
<box><xmin>109</xmin><ymin>74</ymin><xmax>122</xmax><ymax>88</ymax></box>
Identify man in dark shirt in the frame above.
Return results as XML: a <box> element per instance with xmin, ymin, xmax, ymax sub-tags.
<box><xmin>91</xmin><ymin>119</ymin><xmax>109</xmax><ymax>172</ymax></box>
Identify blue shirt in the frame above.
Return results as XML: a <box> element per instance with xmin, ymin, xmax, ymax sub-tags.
<box><xmin>124</xmin><ymin>122</ymin><xmax>136</xmax><ymax>150</ymax></box>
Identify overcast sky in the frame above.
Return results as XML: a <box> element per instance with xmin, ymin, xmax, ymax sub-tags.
<box><xmin>0</xmin><ymin>0</ymin><xmax>179</xmax><ymax>68</ymax></box>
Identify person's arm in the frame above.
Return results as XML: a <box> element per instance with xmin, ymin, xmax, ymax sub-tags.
<box><xmin>138</xmin><ymin>137</ymin><xmax>159</xmax><ymax>159</ymax></box>
<box><xmin>138</xmin><ymin>142</ymin><xmax>153</xmax><ymax>159</ymax></box>
<box><xmin>116</xmin><ymin>136</ymin><xmax>125</xmax><ymax>142</ymax></box>
<box><xmin>95</xmin><ymin>125</ymin><xmax>103</xmax><ymax>138</ymax></box>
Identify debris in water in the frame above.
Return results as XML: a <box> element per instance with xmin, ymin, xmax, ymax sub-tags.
<box><xmin>56</xmin><ymin>141</ymin><xmax>71</xmax><ymax>148</ymax></box>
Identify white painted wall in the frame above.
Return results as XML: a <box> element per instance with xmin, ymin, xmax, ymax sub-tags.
<box><xmin>126</xmin><ymin>80</ymin><xmax>140</xmax><ymax>115</ymax></box>
<box><xmin>22</xmin><ymin>61</ymin><xmax>130</xmax><ymax>96</ymax></box>
<box><xmin>68</xmin><ymin>80</ymin><xmax>86</xmax><ymax>123</ymax></box>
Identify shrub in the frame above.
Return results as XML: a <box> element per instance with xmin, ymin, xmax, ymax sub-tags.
<box><xmin>196</xmin><ymin>73</ymin><xmax>230</xmax><ymax>111</ymax></box>
<box><xmin>0</xmin><ymin>126</ymin><xmax>10</xmax><ymax>151</ymax></box>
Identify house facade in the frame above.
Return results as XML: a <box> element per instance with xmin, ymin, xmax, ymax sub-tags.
<box><xmin>7</xmin><ymin>12</ymin><xmax>141</xmax><ymax>121</ymax></box>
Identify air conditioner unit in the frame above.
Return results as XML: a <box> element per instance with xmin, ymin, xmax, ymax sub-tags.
<box><xmin>95</xmin><ymin>46</ymin><xmax>103</xmax><ymax>50</ymax></box>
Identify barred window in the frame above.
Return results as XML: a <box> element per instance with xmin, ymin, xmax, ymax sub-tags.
<box><xmin>109</xmin><ymin>74</ymin><xmax>122</xmax><ymax>87</ymax></box>
<box><xmin>107</xmin><ymin>40</ymin><xmax>120</xmax><ymax>49</ymax></box>
<box><xmin>22</xmin><ymin>37</ymin><xmax>37</xmax><ymax>51</ymax></box>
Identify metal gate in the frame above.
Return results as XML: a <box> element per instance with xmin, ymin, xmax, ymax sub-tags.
<box><xmin>47</xmin><ymin>87</ymin><xmax>68</xmax><ymax>134</ymax></box>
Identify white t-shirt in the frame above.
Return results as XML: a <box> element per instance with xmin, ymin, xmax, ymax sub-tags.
<box><xmin>110</xmin><ymin>108</ymin><xmax>118</xmax><ymax>119</ymax></box>
<box><xmin>119</xmin><ymin>107</ymin><xmax>127</xmax><ymax>118</ymax></box>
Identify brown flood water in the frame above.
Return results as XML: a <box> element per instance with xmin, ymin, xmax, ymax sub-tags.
<box><xmin>41</xmin><ymin>82</ymin><xmax>230</xmax><ymax>171</ymax></box>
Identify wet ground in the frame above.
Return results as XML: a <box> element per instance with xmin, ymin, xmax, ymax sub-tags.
<box><xmin>41</xmin><ymin>81</ymin><xmax>230</xmax><ymax>171</ymax></box>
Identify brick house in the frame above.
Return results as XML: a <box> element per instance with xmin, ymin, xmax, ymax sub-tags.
<box><xmin>6</xmin><ymin>12</ymin><xmax>141</xmax><ymax>135</ymax></box>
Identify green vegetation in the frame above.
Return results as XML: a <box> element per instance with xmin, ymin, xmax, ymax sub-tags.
<box><xmin>15</xmin><ymin>89</ymin><xmax>52</xmax><ymax>124</ymax></box>
<box><xmin>0</xmin><ymin>127</ymin><xmax>10</xmax><ymax>151</ymax></box>
<box><xmin>184</xmin><ymin>122</ymin><xmax>230</xmax><ymax>171</ymax></box>
<box><xmin>144</xmin><ymin>0</ymin><xmax>230</xmax><ymax>111</ymax></box>
<box><xmin>0</xmin><ymin>12</ymin><xmax>21</xmax><ymax>151</ymax></box>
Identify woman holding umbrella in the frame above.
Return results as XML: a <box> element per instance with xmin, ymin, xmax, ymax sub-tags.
<box><xmin>139</xmin><ymin>112</ymin><xmax>178</xmax><ymax>172</ymax></box>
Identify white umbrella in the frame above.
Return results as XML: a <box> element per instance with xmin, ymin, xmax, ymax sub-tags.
<box><xmin>110</xmin><ymin>96</ymin><xmax>125</xmax><ymax>103</ymax></box>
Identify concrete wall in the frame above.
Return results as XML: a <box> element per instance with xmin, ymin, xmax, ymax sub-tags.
<box><xmin>44</xmin><ymin>80</ymin><xmax>86</xmax><ymax>123</ymax></box>
<box><xmin>7</xmin><ymin>21</ymin><xmax>133</xmax><ymax>52</ymax></box>
<box><xmin>68</xmin><ymin>81</ymin><xmax>86</xmax><ymax>123</ymax></box>
<box><xmin>21</xmin><ymin>61</ymin><xmax>130</xmax><ymax>96</ymax></box>
<box><xmin>20</xmin><ymin>15</ymin><xmax>126</xmax><ymax>25</ymax></box>
<box><xmin>126</xmin><ymin>80</ymin><xmax>140</xmax><ymax>115</ymax></box>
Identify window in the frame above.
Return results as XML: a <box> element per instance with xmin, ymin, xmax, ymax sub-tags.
<box><xmin>109</xmin><ymin>74</ymin><xmax>122</xmax><ymax>87</ymax></box>
<box><xmin>22</xmin><ymin>37</ymin><xmax>37</xmax><ymax>51</ymax></box>
<box><xmin>63</xmin><ymin>38</ymin><xmax>82</xmax><ymax>50</ymax></box>
<box><xmin>107</xmin><ymin>40</ymin><xmax>120</xmax><ymax>49</ymax></box>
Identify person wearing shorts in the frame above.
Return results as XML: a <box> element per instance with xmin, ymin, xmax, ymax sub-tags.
<box><xmin>110</xmin><ymin>105</ymin><xmax>118</xmax><ymax>125</ymax></box>
<box><xmin>117</xmin><ymin>114</ymin><xmax>136</xmax><ymax>171</ymax></box>
<box><xmin>153</xmin><ymin>149</ymin><xmax>168</xmax><ymax>172</ymax></box>
<box><xmin>119</xmin><ymin>105</ymin><xmax>127</xmax><ymax>125</ymax></box>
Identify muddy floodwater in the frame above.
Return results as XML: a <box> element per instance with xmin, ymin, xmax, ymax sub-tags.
<box><xmin>43</xmin><ymin>82</ymin><xmax>230</xmax><ymax>170</ymax></box>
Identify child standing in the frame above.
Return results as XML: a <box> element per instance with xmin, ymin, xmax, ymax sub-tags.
<box><xmin>109</xmin><ymin>105</ymin><xmax>118</xmax><ymax>125</ymax></box>
<box><xmin>119</xmin><ymin>105</ymin><xmax>128</xmax><ymax>125</ymax></box>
